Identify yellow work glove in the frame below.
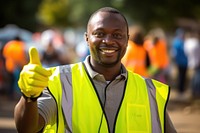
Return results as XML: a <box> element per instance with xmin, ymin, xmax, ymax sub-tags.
<box><xmin>18</xmin><ymin>47</ymin><xmax>52</xmax><ymax>98</ymax></box>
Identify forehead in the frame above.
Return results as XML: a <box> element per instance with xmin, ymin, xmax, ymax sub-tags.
<box><xmin>88</xmin><ymin>12</ymin><xmax>127</xmax><ymax>32</ymax></box>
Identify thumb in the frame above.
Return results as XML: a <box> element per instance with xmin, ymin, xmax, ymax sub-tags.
<box><xmin>29</xmin><ymin>47</ymin><xmax>41</xmax><ymax>65</ymax></box>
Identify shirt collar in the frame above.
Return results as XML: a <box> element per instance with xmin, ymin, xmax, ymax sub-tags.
<box><xmin>83</xmin><ymin>55</ymin><xmax>128</xmax><ymax>80</ymax></box>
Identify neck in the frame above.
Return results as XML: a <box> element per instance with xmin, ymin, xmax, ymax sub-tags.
<box><xmin>89</xmin><ymin>59</ymin><xmax>122</xmax><ymax>81</ymax></box>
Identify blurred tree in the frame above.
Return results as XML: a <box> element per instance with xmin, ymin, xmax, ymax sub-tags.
<box><xmin>121</xmin><ymin>0</ymin><xmax>200</xmax><ymax>31</ymax></box>
<box><xmin>37</xmin><ymin>0</ymin><xmax>113</xmax><ymax>28</ymax></box>
<box><xmin>37</xmin><ymin>0</ymin><xmax>70</xmax><ymax>28</ymax></box>
<box><xmin>1</xmin><ymin>0</ymin><xmax>200</xmax><ymax>32</ymax></box>
<box><xmin>0</xmin><ymin>0</ymin><xmax>42</xmax><ymax>32</ymax></box>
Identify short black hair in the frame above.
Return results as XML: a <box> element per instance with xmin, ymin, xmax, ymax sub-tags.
<box><xmin>87</xmin><ymin>7</ymin><xmax>129</xmax><ymax>34</ymax></box>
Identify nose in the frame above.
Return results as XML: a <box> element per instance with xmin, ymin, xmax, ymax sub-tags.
<box><xmin>102</xmin><ymin>34</ymin><xmax>114</xmax><ymax>44</ymax></box>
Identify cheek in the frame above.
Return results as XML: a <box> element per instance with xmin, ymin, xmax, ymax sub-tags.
<box><xmin>87</xmin><ymin>37</ymin><xmax>98</xmax><ymax>52</ymax></box>
<box><xmin>122</xmin><ymin>46</ymin><xmax>127</xmax><ymax>56</ymax></box>
<box><xmin>121</xmin><ymin>46</ymin><xmax>127</xmax><ymax>57</ymax></box>
<box><xmin>120</xmin><ymin>41</ymin><xmax>128</xmax><ymax>56</ymax></box>
<box><xmin>87</xmin><ymin>35</ymin><xmax>94</xmax><ymax>43</ymax></box>
<box><xmin>88</xmin><ymin>36</ymin><xmax>101</xmax><ymax>47</ymax></box>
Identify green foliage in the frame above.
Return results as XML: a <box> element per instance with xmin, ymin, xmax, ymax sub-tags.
<box><xmin>1</xmin><ymin>0</ymin><xmax>200</xmax><ymax>32</ymax></box>
<box><xmin>121</xmin><ymin>0</ymin><xmax>200</xmax><ymax>31</ymax></box>
<box><xmin>37</xmin><ymin>0</ymin><xmax>125</xmax><ymax>28</ymax></box>
<box><xmin>37</xmin><ymin>0</ymin><xmax>70</xmax><ymax>28</ymax></box>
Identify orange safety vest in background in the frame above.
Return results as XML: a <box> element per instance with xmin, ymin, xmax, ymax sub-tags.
<box><xmin>144</xmin><ymin>39</ymin><xmax>169</xmax><ymax>69</ymax></box>
<box><xmin>3</xmin><ymin>40</ymin><xmax>27</xmax><ymax>73</ymax></box>
<box><xmin>122</xmin><ymin>40</ymin><xmax>148</xmax><ymax>77</ymax></box>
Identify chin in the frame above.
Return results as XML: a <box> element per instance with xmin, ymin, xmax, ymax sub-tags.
<box><xmin>100</xmin><ymin>60</ymin><xmax>120</xmax><ymax>67</ymax></box>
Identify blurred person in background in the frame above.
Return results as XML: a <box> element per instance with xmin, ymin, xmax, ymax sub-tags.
<box><xmin>122</xmin><ymin>25</ymin><xmax>149</xmax><ymax>77</ymax></box>
<box><xmin>171</xmin><ymin>28</ymin><xmax>188</xmax><ymax>100</ymax></box>
<box><xmin>2</xmin><ymin>36</ymin><xmax>28</xmax><ymax>99</ymax></box>
<box><xmin>184</xmin><ymin>30</ymin><xmax>200</xmax><ymax>101</ymax></box>
<box><xmin>41</xmin><ymin>39</ymin><xmax>62</xmax><ymax>67</ymax></box>
<box><xmin>40</xmin><ymin>29</ymin><xmax>73</xmax><ymax>67</ymax></box>
<box><xmin>144</xmin><ymin>29</ymin><xmax>170</xmax><ymax>83</ymax></box>
<box><xmin>0</xmin><ymin>45</ymin><xmax>10</xmax><ymax>95</ymax></box>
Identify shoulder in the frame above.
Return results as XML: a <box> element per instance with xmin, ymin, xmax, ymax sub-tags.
<box><xmin>49</xmin><ymin>64</ymin><xmax>73</xmax><ymax>74</ymax></box>
<box><xmin>127</xmin><ymin>70</ymin><xmax>144</xmax><ymax>79</ymax></box>
<box><xmin>47</xmin><ymin>65</ymin><xmax>72</xmax><ymax>83</ymax></box>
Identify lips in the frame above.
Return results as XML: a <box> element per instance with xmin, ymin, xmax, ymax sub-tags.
<box><xmin>101</xmin><ymin>49</ymin><xmax>115</xmax><ymax>53</ymax></box>
<box><xmin>99</xmin><ymin>47</ymin><xmax>118</xmax><ymax>54</ymax></box>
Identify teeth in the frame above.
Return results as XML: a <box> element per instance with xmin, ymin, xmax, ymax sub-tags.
<box><xmin>102</xmin><ymin>49</ymin><xmax>115</xmax><ymax>53</ymax></box>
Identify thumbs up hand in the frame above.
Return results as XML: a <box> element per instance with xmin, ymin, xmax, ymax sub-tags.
<box><xmin>18</xmin><ymin>47</ymin><xmax>52</xmax><ymax>98</ymax></box>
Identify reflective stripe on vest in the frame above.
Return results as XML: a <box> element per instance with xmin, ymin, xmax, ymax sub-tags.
<box><xmin>152</xmin><ymin>79</ymin><xmax>169</xmax><ymax>133</ymax></box>
<box><xmin>44</xmin><ymin>63</ymin><xmax>169</xmax><ymax>133</ymax></box>
<box><xmin>145</xmin><ymin>78</ymin><xmax>169</xmax><ymax>133</ymax></box>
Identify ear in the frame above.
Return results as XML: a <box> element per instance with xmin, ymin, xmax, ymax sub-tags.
<box><xmin>84</xmin><ymin>32</ymin><xmax>88</xmax><ymax>43</ymax></box>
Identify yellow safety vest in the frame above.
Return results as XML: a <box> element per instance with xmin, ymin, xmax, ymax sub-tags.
<box><xmin>43</xmin><ymin>62</ymin><xmax>169</xmax><ymax>133</ymax></box>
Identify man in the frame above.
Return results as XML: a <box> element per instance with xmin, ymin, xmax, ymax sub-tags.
<box><xmin>14</xmin><ymin>7</ymin><xmax>176</xmax><ymax>133</ymax></box>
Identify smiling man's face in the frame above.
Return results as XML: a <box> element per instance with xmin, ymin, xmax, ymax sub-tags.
<box><xmin>85</xmin><ymin>11</ymin><xmax>129</xmax><ymax>68</ymax></box>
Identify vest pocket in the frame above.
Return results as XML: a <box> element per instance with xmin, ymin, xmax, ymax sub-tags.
<box><xmin>127</xmin><ymin>103</ymin><xmax>149</xmax><ymax>133</ymax></box>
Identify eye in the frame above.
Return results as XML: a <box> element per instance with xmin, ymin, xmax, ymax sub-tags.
<box><xmin>113</xmin><ymin>33</ymin><xmax>122</xmax><ymax>39</ymax></box>
<box><xmin>93</xmin><ymin>31</ymin><xmax>105</xmax><ymax>38</ymax></box>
